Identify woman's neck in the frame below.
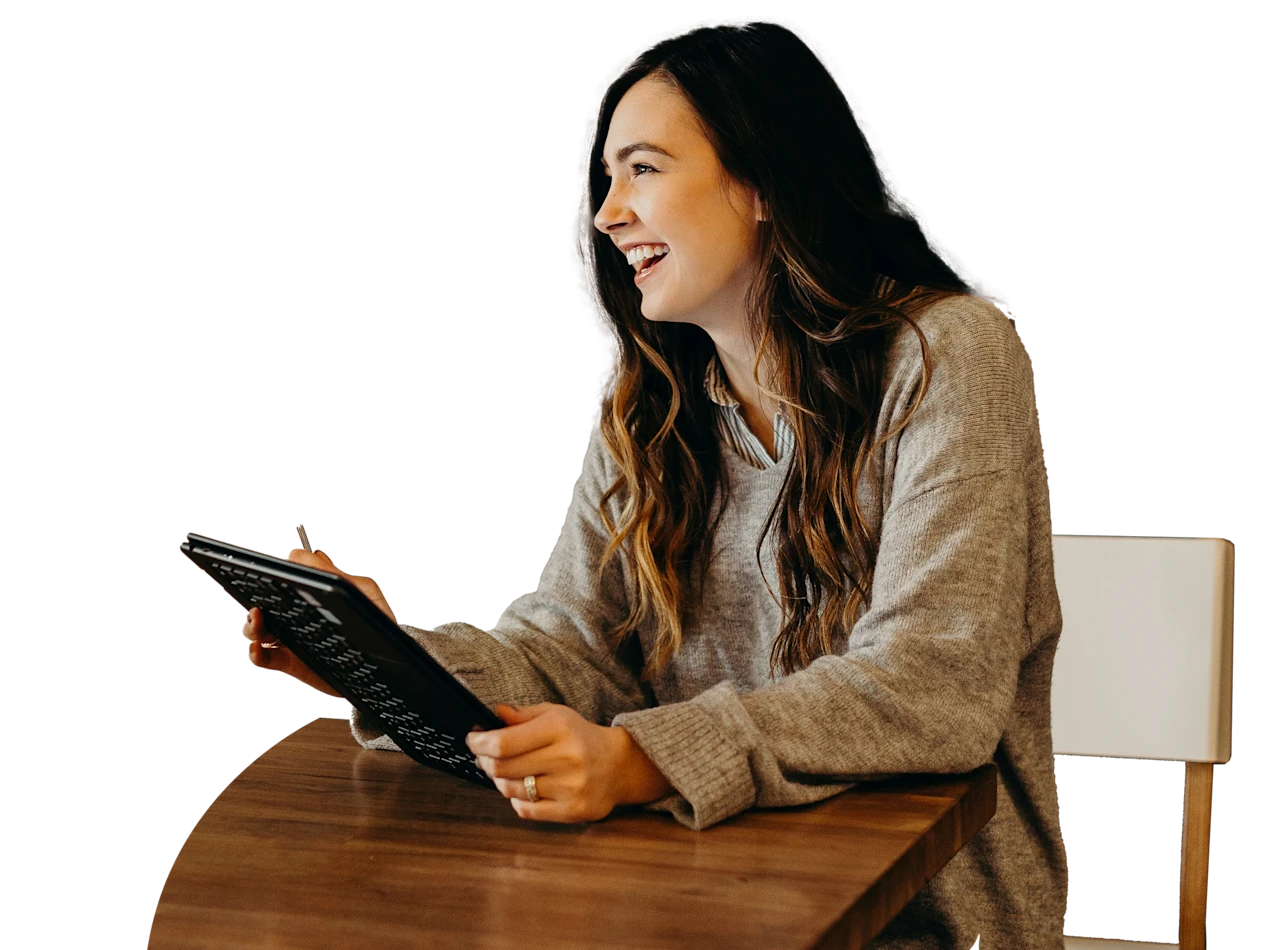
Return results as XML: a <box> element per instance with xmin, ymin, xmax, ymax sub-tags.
<box><xmin>710</xmin><ymin>334</ymin><xmax>779</xmax><ymax>427</ymax></box>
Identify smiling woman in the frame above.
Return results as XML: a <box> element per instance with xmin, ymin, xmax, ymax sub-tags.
<box><xmin>579</xmin><ymin>26</ymin><xmax>983</xmax><ymax>681</ymax></box>
<box><xmin>243</xmin><ymin>21</ymin><xmax>1065</xmax><ymax>950</ymax></box>
<box><xmin>593</xmin><ymin>77</ymin><xmax>767</xmax><ymax>336</ymax></box>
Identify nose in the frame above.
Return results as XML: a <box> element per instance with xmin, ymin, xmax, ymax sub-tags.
<box><xmin>593</xmin><ymin>177</ymin><xmax>634</xmax><ymax>236</ymax></box>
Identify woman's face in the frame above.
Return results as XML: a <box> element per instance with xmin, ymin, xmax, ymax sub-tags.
<box><xmin>593</xmin><ymin>75</ymin><xmax>765</xmax><ymax>332</ymax></box>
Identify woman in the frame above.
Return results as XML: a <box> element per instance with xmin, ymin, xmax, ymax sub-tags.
<box><xmin>245</xmin><ymin>22</ymin><xmax>1067</xmax><ymax>949</ymax></box>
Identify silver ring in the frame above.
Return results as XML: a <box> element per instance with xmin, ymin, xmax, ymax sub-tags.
<box><xmin>523</xmin><ymin>775</ymin><xmax>539</xmax><ymax>803</ymax></box>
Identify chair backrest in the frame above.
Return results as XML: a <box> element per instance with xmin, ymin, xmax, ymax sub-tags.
<box><xmin>1049</xmin><ymin>535</ymin><xmax>1234</xmax><ymax>764</ymax></box>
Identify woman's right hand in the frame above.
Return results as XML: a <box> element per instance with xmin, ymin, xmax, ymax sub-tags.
<box><xmin>240</xmin><ymin>550</ymin><xmax>396</xmax><ymax>701</ymax></box>
<box><xmin>244</xmin><ymin>606</ymin><xmax>340</xmax><ymax>696</ymax></box>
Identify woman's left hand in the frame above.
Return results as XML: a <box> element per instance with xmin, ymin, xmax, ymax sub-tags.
<box><xmin>466</xmin><ymin>703</ymin><xmax>672</xmax><ymax>822</ymax></box>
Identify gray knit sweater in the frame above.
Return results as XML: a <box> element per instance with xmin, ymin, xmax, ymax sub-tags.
<box><xmin>351</xmin><ymin>294</ymin><xmax>1068</xmax><ymax>949</ymax></box>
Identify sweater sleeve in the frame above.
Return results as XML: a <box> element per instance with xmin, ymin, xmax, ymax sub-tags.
<box><xmin>350</xmin><ymin>423</ymin><xmax>652</xmax><ymax>750</ymax></box>
<box><xmin>612</xmin><ymin>299</ymin><xmax>1041</xmax><ymax>829</ymax></box>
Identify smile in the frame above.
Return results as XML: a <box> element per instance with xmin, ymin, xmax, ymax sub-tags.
<box><xmin>634</xmin><ymin>251</ymin><xmax>668</xmax><ymax>286</ymax></box>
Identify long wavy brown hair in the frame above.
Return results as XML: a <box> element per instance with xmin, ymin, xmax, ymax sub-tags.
<box><xmin>577</xmin><ymin>23</ymin><xmax>973</xmax><ymax>679</ymax></box>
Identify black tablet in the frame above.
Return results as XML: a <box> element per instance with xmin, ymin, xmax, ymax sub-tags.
<box><xmin>182</xmin><ymin>532</ymin><xmax>503</xmax><ymax>787</ymax></box>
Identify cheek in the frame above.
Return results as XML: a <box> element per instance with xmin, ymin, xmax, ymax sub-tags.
<box><xmin>678</xmin><ymin>211</ymin><xmax>754</xmax><ymax>278</ymax></box>
<box><xmin>676</xmin><ymin>237</ymin><xmax>746</xmax><ymax>288</ymax></box>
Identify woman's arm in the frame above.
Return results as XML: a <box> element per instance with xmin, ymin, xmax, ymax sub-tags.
<box><xmin>611</xmin><ymin>300</ymin><xmax>1058</xmax><ymax>829</ymax></box>
<box><xmin>611</xmin><ymin>721</ymin><xmax>677</xmax><ymax>804</ymax></box>
<box><xmin>350</xmin><ymin>423</ymin><xmax>654</xmax><ymax>750</ymax></box>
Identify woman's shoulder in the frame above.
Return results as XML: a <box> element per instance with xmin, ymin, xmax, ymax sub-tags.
<box><xmin>885</xmin><ymin>292</ymin><xmax>1033</xmax><ymax>390</ymax></box>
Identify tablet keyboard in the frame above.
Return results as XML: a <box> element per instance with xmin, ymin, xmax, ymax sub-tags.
<box><xmin>212</xmin><ymin>560</ymin><xmax>489</xmax><ymax>783</ymax></box>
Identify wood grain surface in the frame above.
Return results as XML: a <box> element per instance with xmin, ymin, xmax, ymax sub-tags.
<box><xmin>150</xmin><ymin>718</ymin><xmax>995</xmax><ymax>950</ymax></box>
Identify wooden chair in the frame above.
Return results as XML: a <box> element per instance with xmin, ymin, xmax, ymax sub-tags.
<box><xmin>1050</xmin><ymin>535</ymin><xmax>1234</xmax><ymax>950</ymax></box>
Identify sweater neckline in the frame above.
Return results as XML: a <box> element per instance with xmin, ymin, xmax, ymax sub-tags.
<box><xmin>719</xmin><ymin>430</ymin><xmax>792</xmax><ymax>480</ymax></box>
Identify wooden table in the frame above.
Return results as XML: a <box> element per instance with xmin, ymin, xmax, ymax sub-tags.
<box><xmin>150</xmin><ymin>718</ymin><xmax>995</xmax><ymax>949</ymax></box>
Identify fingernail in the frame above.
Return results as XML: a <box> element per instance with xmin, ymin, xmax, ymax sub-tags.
<box><xmin>247</xmin><ymin>611</ymin><xmax>253</xmax><ymax>624</ymax></box>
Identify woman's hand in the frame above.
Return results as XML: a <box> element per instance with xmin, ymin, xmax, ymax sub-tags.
<box><xmin>242</xmin><ymin>549</ymin><xmax>397</xmax><ymax>697</ymax></box>
<box><xmin>290</xmin><ymin>547</ymin><xmax>399</xmax><ymax>629</ymax></box>
<box><xmin>466</xmin><ymin>703</ymin><xmax>674</xmax><ymax>822</ymax></box>
<box><xmin>244</xmin><ymin>604</ymin><xmax>339</xmax><ymax>696</ymax></box>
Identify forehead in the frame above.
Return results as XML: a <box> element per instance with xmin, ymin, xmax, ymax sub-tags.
<box><xmin>601</xmin><ymin>76</ymin><xmax>709</xmax><ymax>164</ymax></box>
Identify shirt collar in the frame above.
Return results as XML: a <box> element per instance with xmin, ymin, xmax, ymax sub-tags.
<box><xmin>703</xmin><ymin>274</ymin><xmax>897</xmax><ymax>408</ymax></box>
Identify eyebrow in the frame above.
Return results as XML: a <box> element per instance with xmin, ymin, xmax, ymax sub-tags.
<box><xmin>600</xmin><ymin>141</ymin><xmax>674</xmax><ymax>171</ymax></box>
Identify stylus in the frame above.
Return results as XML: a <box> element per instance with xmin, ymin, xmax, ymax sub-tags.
<box><xmin>254</xmin><ymin>529</ymin><xmax>310</xmax><ymax>650</ymax></box>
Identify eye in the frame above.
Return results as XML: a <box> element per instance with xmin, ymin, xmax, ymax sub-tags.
<box><xmin>601</xmin><ymin>163</ymin><xmax>660</xmax><ymax>181</ymax></box>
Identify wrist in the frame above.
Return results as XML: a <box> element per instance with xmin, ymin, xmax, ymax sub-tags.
<box><xmin>608</xmin><ymin>725</ymin><xmax>674</xmax><ymax>807</ymax></box>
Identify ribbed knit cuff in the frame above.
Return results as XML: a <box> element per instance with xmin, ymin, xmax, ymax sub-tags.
<box><xmin>350</xmin><ymin>704</ymin><xmax>403</xmax><ymax>751</ymax></box>
<box><xmin>612</xmin><ymin>688</ymin><xmax>757</xmax><ymax>830</ymax></box>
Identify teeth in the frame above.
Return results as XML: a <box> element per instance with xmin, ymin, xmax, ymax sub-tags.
<box><xmin>625</xmin><ymin>244</ymin><xmax>669</xmax><ymax>266</ymax></box>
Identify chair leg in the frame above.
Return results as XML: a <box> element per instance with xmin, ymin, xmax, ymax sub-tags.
<box><xmin>1179</xmin><ymin>762</ymin><xmax>1213</xmax><ymax>950</ymax></box>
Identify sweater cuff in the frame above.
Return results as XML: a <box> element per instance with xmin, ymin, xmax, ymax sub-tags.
<box><xmin>612</xmin><ymin>682</ymin><xmax>756</xmax><ymax>830</ymax></box>
<box><xmin>350</xmin><ymin>704</ymin><xmax>403</xmax><ymax>751</ymax></box>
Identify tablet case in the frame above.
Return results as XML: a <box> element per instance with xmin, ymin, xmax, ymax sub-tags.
<box><xmin>182</xmin><ymin>533</ymin><xmax>503</xmax><ymax>787</ymax></box>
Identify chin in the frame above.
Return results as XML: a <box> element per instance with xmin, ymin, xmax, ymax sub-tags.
<box><xmin>640</xmin><ymin>292</ymin><xmax>708</xmax><ymax>331</ymax></box>
<box><xmin>638</xmin><ymin>292</ymin><xmax>684</xmax><ymax>324</ymax></box>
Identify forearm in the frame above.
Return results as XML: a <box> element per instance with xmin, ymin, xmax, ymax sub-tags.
<box><xmin>608</xmin><ymin>725</ymin><xmax>674</xmax><ymax>806</ymax></box>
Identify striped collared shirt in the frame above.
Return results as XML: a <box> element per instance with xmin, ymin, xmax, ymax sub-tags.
<box><xmin>704</xmin><ymin>275</ymin><xmax>899</xmax><ymax>469</ymax></box>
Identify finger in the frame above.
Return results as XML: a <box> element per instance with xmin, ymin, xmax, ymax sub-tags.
<box><xmin>248</xmin><ymin>640</ymin><xmax>341</xmax><ymax>696</ymax></box>
<box><xmin>476</xmin><ymin>745</ymin><xmax>568</xmax><ymax>782</ymax></box>
<box><xmin>249</xmin><ymin>639</ymin><xmax>301</xmax><ymax>669</ymax></box>
<box><xmin>243</xmin><ymin>607</ymin><xmax>277</xmax><ymax>642</ymax></box>
<box><xmin>465</xmin><ymin>708</ymin><xmax>562</xmax><ymax>759</ymax></box>
<box><xmin>247</xmin><ymin>640</ymin><xmax>280</xmax><ymax>660</ymax></box>
<box><xmin>509</xmin><ymin>795</ymin><xmax>588</xmax><ymax>824</ymax></box>
<box><xmin>287</xmin><ymin>549</ymin><xmax>338</xmax><ymax>572</ymax></box>
<box><xmin>248</xmin><ymin>638</ymin><xmax>280</xmax><ymax>667</ymax></box>
<box><xmin>495</xmin><ymin>702</ymin><xmax>552</xmax><ymax>726</ymax></box>
<box><xmin>492</xmin><ymin>775</ymin><xmax>548</xmax><ymax>802</ymax></box>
